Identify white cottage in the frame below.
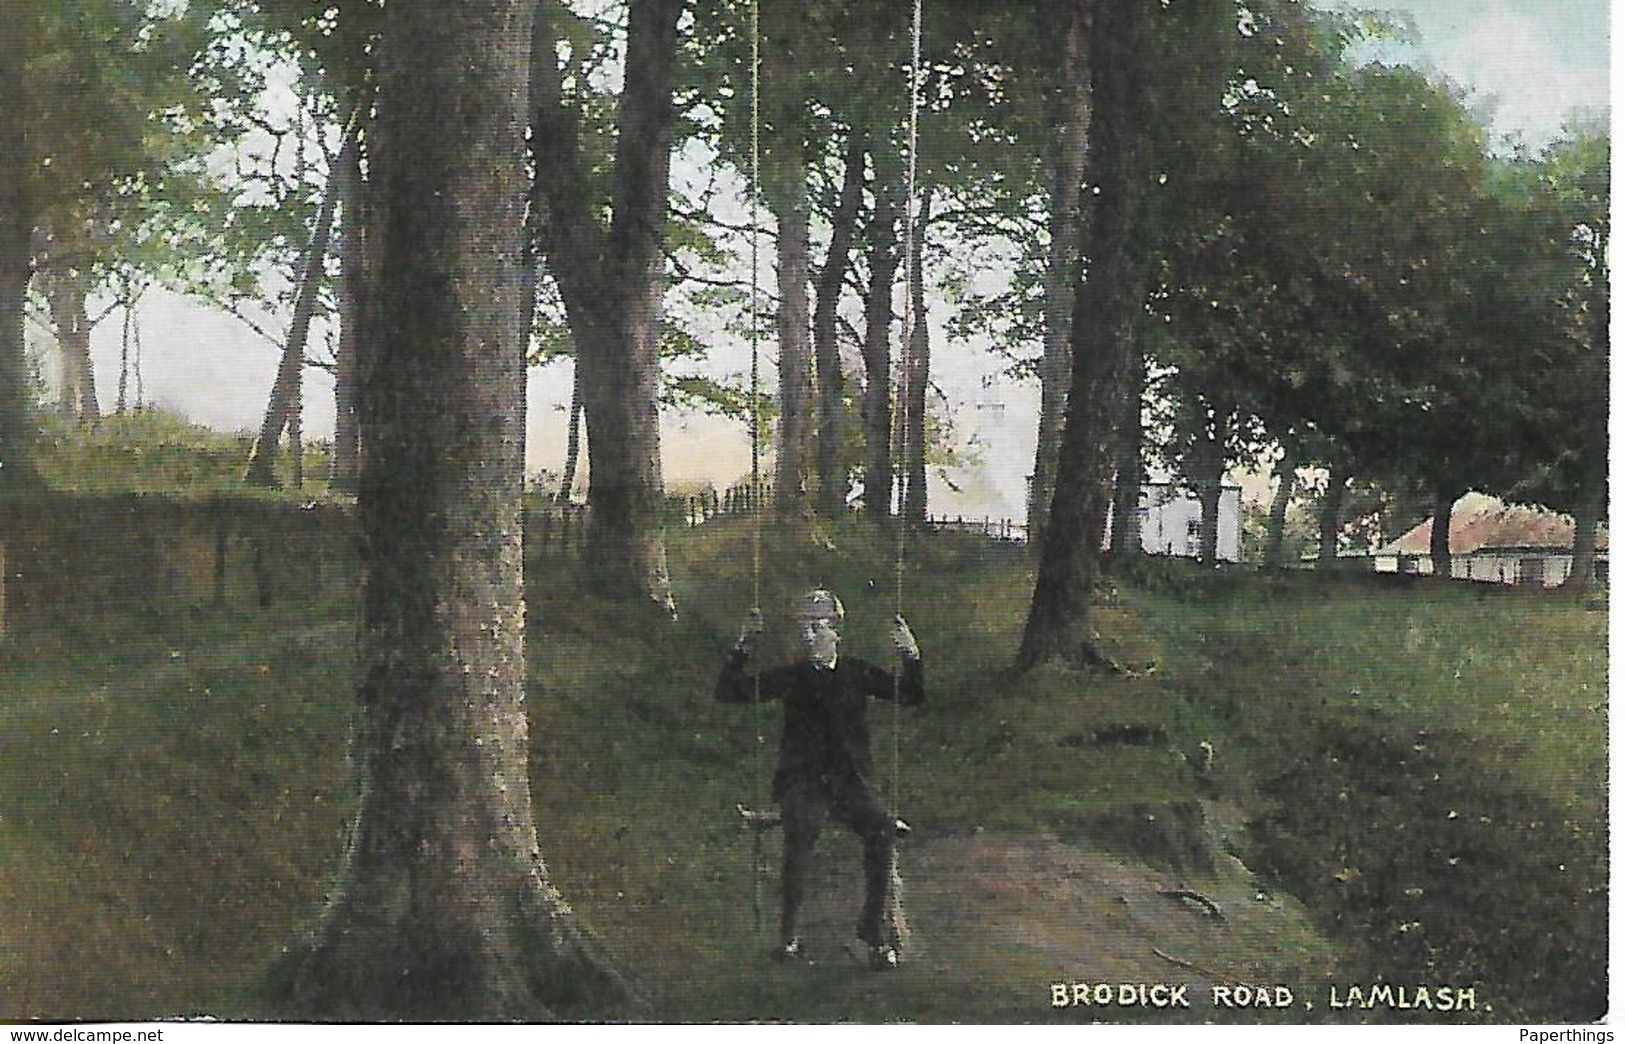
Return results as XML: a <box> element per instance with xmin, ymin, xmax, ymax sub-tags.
<box><xmin>1372</xmin><ymin>493</ymin><xmax>1607</xmax><ymax>587</ymax></box>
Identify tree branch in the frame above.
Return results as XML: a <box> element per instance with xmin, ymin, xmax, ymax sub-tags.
<box><xmin>666</xmin><ymin>251</ymin><xmax>755</xmax><ymax>292</ymax></box>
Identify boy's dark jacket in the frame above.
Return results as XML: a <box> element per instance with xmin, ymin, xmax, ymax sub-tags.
<box><xmin>715</xmin><ymin>652</ymin><xmax>924</xmax><ymax>798</ymax></box>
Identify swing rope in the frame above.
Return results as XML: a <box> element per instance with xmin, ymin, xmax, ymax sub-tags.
<box><xmin>739</xmin><ymin>0</ymin><xmax>924</xmax><ymax>952</ymax></box>
<box><xmin>891</xmin><ymin>0</ymin><xmax>923</xmax><ymax>836</ymax></box>
<box><xmin>748</xmin><ymin>0</ymin><xmax>766</xmax><ymax>938</ymax></box>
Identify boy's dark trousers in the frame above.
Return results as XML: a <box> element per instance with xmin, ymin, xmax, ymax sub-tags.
<box><xmin>777</xmin><ymin>773</ymin><xmax>893</xmax><ymax>946</ymax></box>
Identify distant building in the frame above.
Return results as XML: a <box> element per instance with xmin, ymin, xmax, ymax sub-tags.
<box><xmin>1372</xmin><ymin>493</ymin><xmax>1608</xmax><ymax>587</ymax></box>
<box><xmin>1116</xmin><ymin>476</ymin><xmax>1244</xmax><ymax>562</ymax></box>
<box><xmin>926</xmin><ymin>375</ymin><xmax>1032</xmax><ymax>536</ymax></box>
<box><xmin>924</xmin><ymin>371</ymin><xmax>1244</xmax><ymax>561</ymax></box>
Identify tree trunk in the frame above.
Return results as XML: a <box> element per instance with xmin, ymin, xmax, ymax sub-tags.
<box><xmin>1027</xmin><ymin>0</ymin><xmax>1091</xmax><ymax>551</ymax></box>
<box><xmin>330</xmin><ymin>118</ymin><xmax>367</xmax><ymax>496</ymax></box>
<box><xmin>813</xmin><ymin>129</ymin><xmax>866</xmax><ymax>518</ymax></box>
<box><xmin>1316</xmin><ymin>463</ymin><xmax>1349</xmax><ymax>570</ymax></box>
<box><xmin>270</xmin><ymin>0</ymin><xmax>638</xmax><ymax>1020</ymax></box>
<box><xmin>289</xmin><ymin>357</ymin><xmax>304</xmax><ymax>489</ymax></box>
<box><xmin>247</xmin><ymin>132</ymin><xmax>349</xmax><ymax>488</ymax></box>
<box><xmin>117</xmin><ymin>291</ymin><xmax>133</xmax><ymax>414</ymax></box>
<box><xmin>0</xmin><ymin>0</ymin><xmax>34</xmax><ymax>491</ymax></box>
<box><xmin>1563</xmin><ymin>468</ymin><xmax>1605</xmax><ymax>592</ymax></box>
<box><xmin>582</xmin><ymin>0</ymin><xmax>681</xmax><ymax>613</ymax></box>
<box><xmin>531</xmin><ymin>0</ymin><xmax>681</xmax><ymax>614</ymax></box>
<box><xmin>1108</xmin><ymin>345</ymin><xmax>1144</xmax><ymax>558</ymax></box>
<box><xmin>1429</xmin><ymin>484</ymin><xmax>1459</xmax><ymax>580</ymax></box>
<box><xmin>46</xmin><ymin>268</ymin><xmax>99</xmax><ymax>421</ymax></box>
<box><xmin>770</xmin><ymin>153</ymin><xmax>815</xmax><ymax>519</ymax></box>
<box><xmin>901</xmin><ymin>189</ymin><xmax>932</xmax><ymax>526</ymax></box>
<box><xmin>1017</xmin><ymin>0</ymin><xmax>1155</xmax><ymax>671</ymax></box>
<box><xmin>574</xmin><ymin>305</ymin><xmax>673</xmax><ymax>614</ymax></box>
<box><xmin>862</xmin><ymin>149</ymin><xmax>900</xmax><ymax>524</ymax></box>
<box><xmin>1263</xmin><ymin>453</ymin><xmax>1296</xmax><ymax>570</ymax></box>
<box><xmin>1197</xmin><ymin>412</ymin><xmax>1228</xmax><ymax>566</ymax></box>
<box><xmin>131</xmin><ymin>298</ymin><xmax>145</xmax><ymax>410</ymax></box>
<box><xmin>556</xmin><ymin>361</ymin><xmax>583</xmax><ymax>504</ymax></box>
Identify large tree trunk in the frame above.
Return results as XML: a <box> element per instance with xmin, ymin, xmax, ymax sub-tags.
<box><xmin>575</xmin><ymin>307</ymin><xmax>671</xmax><ymax>613</ymax></box>
<box><xmin>330</xmin><ymin>119</ymin><xmax>367</xmax><ymax>496</ymax></box>
<box><xmin>583</xmin><ymin>0</ymin><xmax>681</xmax><ymax>613</ymax></box>
<box><xmin>1197</xmin><ymin>410</ymin><xmax>1229</xmax><ymax>566</ymax></box>
<box><xmin>531</xmin><ymin>0</ymin><xmax>680</xmax><ymax>614</ymax></box>
<box><xmin>271</xmin><ymin>0</ymin><xmax>638</xmax><ymax>1020</ymax></box>
<box><xmin>900</xmin><ymin>189</ymin><xmax>932</xmax><ymax>526</ymax></box>
<box><xmin>1263</xmin><ymin>453</ymin><xmax>1296</xmax><ymax>569</ymax></box>
<box><xmin>1017</xmin><ymin>0</ymin><xmax>1155</xmax><ymax>671</ymax></box>
<box><xmin>247</xmin><ymin>133</ymin><xmax>348</xmax><ymax>488</ymax></box>
<box><xmin>1563</xmin><ymin>468</ymin><xmax>1605</xmax><ymax>592</ymax></box>
<box><xmin>0</xmin><ymin>0</ymin><xmax>34</xmax><ymax>491</ymax></box>
<box><xmin>1108</xmin><ymin>344</ymin><xmax>1144</xmax><ymax>558</ymax></box>
<box><xmin>1027</xmin><ymin>1</ymin><xmax>1092</xmax><ymax>551</ymax></box>
<box><xmin>862</xmin><ymin>149</ymin><xmax>900</xmax><ymax>524</ymax></box>
<box><xmin>46</xmin><ymin>267</ymin><xmax>99</xmax><ymax>421</ymax></box>
<box><xmin>770</xmin><ymin>152</ymin><xmax>815</xmax><ymax>519</ymax></box>
<box><xmin>813</xmin><ymin>129</ymin><xmax>866</xmax><ymax>518</ymax></box>
<box><xmin>1316</xmin><ymin>463</ymin><xmax>1350</xmax><ymax>570</ymax></box>
<box><xmin>1429</xmin><ymin>484</ymin><xmax>1460</xmax><ymax>580</ymax></box>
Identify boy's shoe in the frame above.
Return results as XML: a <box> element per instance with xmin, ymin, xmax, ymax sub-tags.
<box><xmin>770</xmin><ymin>937</ymin><xmax>806</xmax><ymax>963</ymax></box>
<box><xmin>868</xmin><ymin>943</ymin><xmax>899</xmax><ymax>970</ymax></box>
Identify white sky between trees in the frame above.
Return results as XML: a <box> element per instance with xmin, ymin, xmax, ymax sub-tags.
<box><xmin>35</xmin><ymin>0</ymin><xmax>1614</xmax><ymax>519</ymax></box>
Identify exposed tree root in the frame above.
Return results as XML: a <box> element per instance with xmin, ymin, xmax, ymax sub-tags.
<box><xmin>266</xmin><ymin>868</ymin><xmax>648</xmax><ymax>1022</ymax></box>
<box><xmin>1157</xmin><ymin>888</ymin><xmax>1226</xmax><ymax>922</ymax></box>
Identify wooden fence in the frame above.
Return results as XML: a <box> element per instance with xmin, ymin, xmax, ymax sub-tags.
<box><xmin>526</xmin><ymin>482</ymin><xmax>776</xmax><ymax>556</ymax></box>
<box><xmin>0</xmin><ymin>494</ymin><xmax>355</xmax><ymax>631</ymax></box>
<box><xmin>0</xmin><ymin>491</ymin><xmax>1027</xmax><ymax>631</ymax></box>
<box><xmin>924</xmin><ymin>515</ymin><xmax>1025</xmax><ymax>542</ymax></box>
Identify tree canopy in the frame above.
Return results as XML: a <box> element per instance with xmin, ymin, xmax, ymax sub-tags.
<box><xmin>0</xmin><ymin>0</ymin><xmax>1607</xmax><ymax>602</ymax></box>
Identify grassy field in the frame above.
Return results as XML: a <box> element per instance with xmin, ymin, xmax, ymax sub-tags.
<box><xmin>0</xmin><ymin>507</ymin><xmax>1607</xmax><ymax>1023</ymax></box>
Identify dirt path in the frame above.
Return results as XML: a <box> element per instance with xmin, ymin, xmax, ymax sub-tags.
<box><xmin>779</xmin><ymin>825</ymin><xmax>1340</xmax><ymax>1021</ymax></box>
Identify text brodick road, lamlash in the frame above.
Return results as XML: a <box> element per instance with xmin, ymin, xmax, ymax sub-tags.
<box><xmin>1049</xmin><ymin>981</ymin><xmax>1486</xmax><ymax>1014</ymax></box>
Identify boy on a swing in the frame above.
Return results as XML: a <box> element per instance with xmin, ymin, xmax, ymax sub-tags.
<box><xmin>716</xmin><ymin>588</ymin><xmax>924</xmax><ymax>969</ymax></box>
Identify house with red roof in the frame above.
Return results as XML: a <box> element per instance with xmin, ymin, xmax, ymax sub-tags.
<box><xmin>1372</xmin><ymin>493</ymin><xmax>1608</xmax><ymax>587</ymax></box>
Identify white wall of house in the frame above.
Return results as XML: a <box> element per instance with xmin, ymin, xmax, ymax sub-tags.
<box><xmin>1372</xmin><ymin>550</ymin><xmax>1606</xmax><ymax>587</ymax></box>
<box><xmin>1111</xmin><ymin>481</ymin><xmax>1243</xmax><ymax>562</ymax></box>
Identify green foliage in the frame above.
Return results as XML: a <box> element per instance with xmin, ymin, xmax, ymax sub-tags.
<box><xmin>1146</xmin><ymin>14</ymin><xmax>1611</xmax><ymax>526</ymax></box>
<box><xmin>30</xmin><ymin>408</ymin><xmax>327</xmax><ymax>496</ymax></box>
<box><xmin>23</xmin><ymin>1</ymin><xmax>235</xmax><ymax>299</ymax></box>
<box><xmin>1498</xmin><ymin>122</ymin><xmax>1610</xmax><ymax>514</ymax></box>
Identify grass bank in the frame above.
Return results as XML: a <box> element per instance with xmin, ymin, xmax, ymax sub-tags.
<box><xmin>1128</xmin><ymin>563</ymin><xmax>1608</xmax><ymax>1021</ymax></box>
<box><xmin>0</xmin><ymin>515</ymin><xmax>1606</xmax><ymax>1022</ymax></box>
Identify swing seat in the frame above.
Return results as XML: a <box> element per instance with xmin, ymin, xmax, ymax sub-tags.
<box><xmin>735</xmin><ymin>802</ymin><xmax>914</xmax><ymax>965</ymax></box>
<box><xmin>736</xmin><ymin>803</ymin><xmax>911</xmax><ymax>837</ymax></box>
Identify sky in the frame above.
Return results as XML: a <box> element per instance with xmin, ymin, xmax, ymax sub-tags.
<box><xmin>1324</xmin><ymin>0</ymin><xmax>1611</xmax><ymax>149</ymax></box>
<box><xmin>43</xmin><ymin>0</ymin><xmax>1615</xmax><ymax>514</ymax></box>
